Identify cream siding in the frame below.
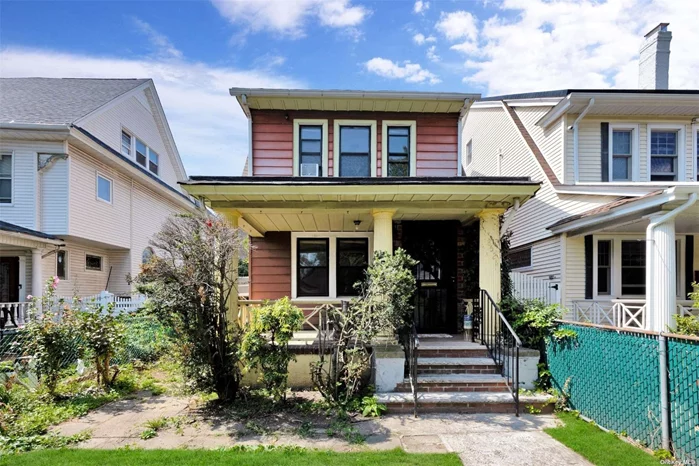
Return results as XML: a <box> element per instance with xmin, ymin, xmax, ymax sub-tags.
<box><xmin>563</xmin><ymin>235</ymin><xmax>586</xmax><ymax>311</ymax></box>
<box><xmin>39</xmin><ymin>156</ymin><xmax>69</xmax><ymax>234</ymax></box>
<box><xmin>42</xmin><ymin>241</ymin><xmax>113</xmax><ymax>297</ymax></box>
<box><xmin>526</xmin><ymin>237</ymin><xmax>563</xmax><ymax>281</ymax></box>
<box><xmin>513</xmin><ymin>107</ymin><xmax>564</xmax><ymax>182</ymax></box>
<box><xmin>80</xmin><ymin>92</ymin><xmax>182</xmax><ymax>189</ymax></box>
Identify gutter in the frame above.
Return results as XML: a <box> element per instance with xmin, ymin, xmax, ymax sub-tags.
<box><xmin>228</xmin><ymin>87</ymin><xmax>480</xmax><ymax>102</ymax></box>
<box><xmin>568</xmin><ymin>98</ymin><xmax>594</xmax><ymax>184</ymax></box>
<box><xmin>0</xmin><ymin>122</ymin><xmax>70</xmax><ymax>132</ymax></box>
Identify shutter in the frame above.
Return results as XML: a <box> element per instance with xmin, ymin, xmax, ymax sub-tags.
<box><xmin>601</xmin><ymin>122</ymin><xmax>609</xmax><ymax>182</ymax></box>
<box><xmin>686</xmin><ymin>235</ymin><xmax>694</xmax><ymax>297</ymax></box>
<box><xmin>585</xmin><ymin>235</ymin><xmax>593</xmax><ymax>299</ymax></box>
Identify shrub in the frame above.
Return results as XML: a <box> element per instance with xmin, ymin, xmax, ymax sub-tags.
<box><xmin>134</xmin><ymin>213</ymin><xmax>244</xmax><ymax>402</ymax></box>
<box><xmin>118</xmin><ymin>311</ymin><xmax>173</xmax><ymax>363</ymax></box>
<box><xmin>23</xmin><ymin>278</ymin><xmax>77</xmax><ymax>397</ymax></box>
<box><xmin>75</xmin><ymin>303</ymin><xmax>126</xmax><ymax>388</ymax></box>
<box><xmin>674</xmin><ymin>315</ymin><xmax>699</xmax><ymax>336</ymax></box>
<box><xmin>241</xmin><ymin>297</ymin><xmax>303</xmax><ymax>401</ymax></box>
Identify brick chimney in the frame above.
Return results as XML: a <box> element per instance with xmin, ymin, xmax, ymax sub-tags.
<box><xmin>639</xmin><ymin>23</ymin><xmax>671</xmax><ymax>90</ymax></box>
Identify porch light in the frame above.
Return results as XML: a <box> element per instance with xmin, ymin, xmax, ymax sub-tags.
<box><xmin>354</xmin><ymin>220</ymin><xmax>361</xmax><ymax>231</ymax></box>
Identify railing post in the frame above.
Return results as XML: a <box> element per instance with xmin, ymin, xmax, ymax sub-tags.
<box><xmin>515</xmin><ymin>345</ymin><xmax>520</xmax><ymax>417</ymax></box>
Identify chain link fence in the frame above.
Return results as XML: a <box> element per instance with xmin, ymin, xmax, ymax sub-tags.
<box><xmin>547</xmin><ymin>323</ymin><xmax>699</xmax><ymax>464</ymax></box>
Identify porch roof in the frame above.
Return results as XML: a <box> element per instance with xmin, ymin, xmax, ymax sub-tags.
<box><xmin>181</xmin><ymin>176</ymin><xmax>540</xmax><ymax>237</ymax></box>
<box><xmin>0</xmin><ymin>221</ymin><xmax>64</xmax><ymax>248</ymax></box>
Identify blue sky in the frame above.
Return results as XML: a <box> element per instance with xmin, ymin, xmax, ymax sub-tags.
<box><xmin>1</xmin><ymin>0</ymin><xmax>697</xmax><ymax>175</ymax></box>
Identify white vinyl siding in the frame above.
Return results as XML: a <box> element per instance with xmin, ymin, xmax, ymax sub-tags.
<box><xmin>514</xmin><ymin>107</ymin><xmax>565</xmax><ymax>183</ymax></box>
<box><xmin>39</xmin><ymin>155</ymin><xmax>69</xmax><ymax>234</ymax></box>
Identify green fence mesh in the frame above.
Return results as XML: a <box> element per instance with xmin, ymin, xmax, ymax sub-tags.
<box><xmin>548</xmin><ymin>324</ymin><xmax>699</xmax><ymax>464</ymax></box>
<box><xmin>667</xmin><ymin>336</ymin><xmax>699</xmax><ymax>463</ymax></box>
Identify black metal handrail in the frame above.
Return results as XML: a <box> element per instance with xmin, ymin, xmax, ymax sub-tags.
<box><xmin>404</xmin><ymin>321</ymin><xmax>419</xmax><ymax>417</ymax></box>
<box><xmin>477</xmin><ymin>289</ymin><xmax>521</xmax><ymax>416</ymax></box>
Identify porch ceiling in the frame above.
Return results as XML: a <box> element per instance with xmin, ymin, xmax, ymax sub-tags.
<box><xmin>182</xmin><ymin>176</ymin><xmax>540</xmax><ymax>236</ymax></box>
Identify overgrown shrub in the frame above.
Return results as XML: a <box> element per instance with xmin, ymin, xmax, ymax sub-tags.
<box><xmin>674</xmin><ymin>315</ymin><xmax>699</xmax><ymax>336</ymax></box>
<box><xmin>241</xmin><ymin>297</ymin><xmax>303</xmax><ymax>401</ymax></box>
<box><xmin>75</xmin><ymin>304</ymin><xmax>125</xmax><ymax>388</ymax></box>
<box><xmin>23</xmin><ymin>278</ymin><xmax>77</xmax><ymax>397</ymax></box>
<box><xmin>134</xmin><ymin>213</ymin><xmax>244</xmax><ymax>402</ymax></box>
<box><xmin>118</xmin><ymin>311</ymin><xmax>173</xmax><ymax>363</ymax></box>
<box><xmin>312</xmin><ymin>249</ymin><xmax>417</xmax><ymax>407</ymax></box>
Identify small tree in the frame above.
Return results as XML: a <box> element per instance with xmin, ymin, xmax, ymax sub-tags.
<box><xmin>240</xmin><ymin>297</ymin><xmax>303</xmax><ymax>401</ymax></box>
<box><xmin>134</xmin><ymin>213</ymin><xmax>244</xmax><ymax>402</ymax></box>
<box><xmin>24</xmin><ymin>277</ymin><xmax>76</xmax><ymax>397</ymax></box>
<box><xmin>675</xmin><ymin>282</ymin><xmax>699</xmax><ymax>336</ymax></box>
<box><xmin>75</xmin><ymin>303</ymin><xmax>125</xmax><ymax>387</ymax></box>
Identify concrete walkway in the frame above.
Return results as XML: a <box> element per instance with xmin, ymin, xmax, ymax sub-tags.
<box><xmin>54</xmin><ymin>393</ymin><xmax>591</xmax><ymax>465</ymax></box>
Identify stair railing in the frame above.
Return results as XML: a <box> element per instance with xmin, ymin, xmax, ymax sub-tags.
<box><xmin>406</xmin><ymin>321</ymin><xmax>419</xmax><ymax>417</ymax></box>
<box><xmin>476</xmin><ymin>289</ymin><xmax>521</xmax><ymax>416</ymax></box>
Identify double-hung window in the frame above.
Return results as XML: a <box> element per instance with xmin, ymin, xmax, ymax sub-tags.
<box><xmin>650</xmin><ymin>130</ymin><xmax>679</xmax><ymax>181</ymax></box>
<box><xmin>131</xmin><ymin>136</ymin><xmax>160</xmax><ymax>176</ymax></box>
<box><xmin>0</xmin><ymin>153</ymin><xmax>11</xmax><ymax>204</ymax></box>
<box><xmin>596</xmin><ymin>240</ymin><xmax>611</xmax><ymax>295</ymax></box>
<box><xmin>297</xmin><ymin>239</ymin><xmax>329</xmax><ymax>297</ymax></box>
<box><xmin>149</xmin><ymin>149</ymin><xmax>159</xmax><ymax>175</ymax></box>
<box><xmin>386</xmin><ymin>127</ymin><xmax>410</xmax><ymax>176</ymax></box>
<box><xmin>620</xmin><ymin>240</ymin><xmax>645</xmax><ymax>295</ymax></box>
<box><xmin>136</xmin><ymin>138</ymin><xmax>148</xmax><ymax>168</ymax></box>
<box><xmin>121</xmin><ymin>131</ymin><xmax>132</xmax><ymax>156</ymax></box>
<box><xmin>339</xmin><ymin>126</ymin><xmax>371</xmax><ymax>177</ymax></box>
<box><xmin>611</xmin><ymin>130</ymin><xmax>632</xmax><ymax>181</ymax></box>
<box><xmin>336</xmin><ymin>238</ymin><xmax>369</xmax><ymax>296</ymax></box>
<box><xmin>299</xmin><ymin>126</ymin><xmax>322</xmax><ymax>176</ymax></box>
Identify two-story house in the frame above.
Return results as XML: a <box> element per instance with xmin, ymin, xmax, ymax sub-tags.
<box><xmin>463</xmin><ymin>24</ymin><xmax>699</xmax><ymax>332</ymax></box>
<box><xmin>0</xmin><ymin>78</ymin><xmax>196</xmax><ymax>310</ymax></box>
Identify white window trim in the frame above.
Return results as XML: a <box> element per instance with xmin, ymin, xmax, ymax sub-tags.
<box><xmin>125</xmin><ymin>130</ymin><xmax>161</xmax><ymax>179</ymax></box>
<box><xmin>291</xmin><ymin>232</ymin><xmax>373</xmax><ymax>300</ymax></box>
<box><xmin>333</xmin><ymin>120</ymin><xmax>377</xmax><ymax>177</ymax></box>
<box><xmin>0</xmin><ymin>151</ymin><xmax>14</xmax><ymax>206</ymax></box>
<box><xmin>120</xmin><ymin>128</ymin><xmax>133</xmax><ymax>157</ymax></box>
<box><xmin>56</xmin><ymin>250</ymin><xmax>68</xmax><ymax>280</ymax></box>
<box><xmin>592</xmin><ymin>234</ymin><xmax>685</xmax><ymax>300</ymax></box>
<box><xmin>692</xmin><ymin>123</ymin><xmax>698</xmax><ymax>181</ymax></box>
<box><xmin>95</xmin><ymin>172</ymin><xmax>113</xmax><ymax>204</ymax></box>
<box><xmin>464</xmin><ymin>139</ymin><xmax>473</xmax><ymax>169</ymax></box>
<box><xmin>608</xmin><ymin>124</ymin><xmax>640</xmax><ymax>182</ymax></box>
<box><xmin>85</xmin><ymin>253</ymin><xmax>103</xmax><ymax>272</ymax></box>
<box><xmin>647</xmin><ymin>123</ymin><xmax>686</xmax><ymax>182</ymax></box>
<box><xmin>381</xmin><ymin>120</ymin><xmax>417</xmax><ymax>177</ymax></box>
<box><xmin>293</xmin><ymin>119</ymin><xmax>328</xmax><ymax>177</ymax></box>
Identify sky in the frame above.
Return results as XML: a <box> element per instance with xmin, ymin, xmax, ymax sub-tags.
<box><xmin>1</xmin><ymin>0</ymin><xmax>698</xmax><ymax>176</ymax></box>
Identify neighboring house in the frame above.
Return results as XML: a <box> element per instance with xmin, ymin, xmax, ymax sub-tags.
<box><xmin>0</xmin><ymin>78</ymin><xmax>196</xmax><ymax>306</ymax></box>
<box><xmin>463</xmin><ymin>24</ymin><xmax>699</xmax><ymax>331</ymax></box>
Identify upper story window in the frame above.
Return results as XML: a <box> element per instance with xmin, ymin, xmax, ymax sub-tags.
<box><xmin>149</xmin><ymin>149</ymin><xmax>159</xmax><ymax>175</ymax></box>
<box><xmin>650</xmin><ymin>130</ymin><xmax>679</xmax><ymax>181</ymax></box>
<box><xmin>96</xmin><ymin>173</ymin><xmax>112</xmax><ymax>203</ymax></box>
<box><xmin>466</xmin><ymin>139</ymin><xmax>473</xmax><ymax>167</ymax></box>
<box><xmin>299</xmin><ymin>126</ymin><xmax>322</xmax><ymax>176</ymax></box>
<box><xmin>339</xmin><ymin>126</ymin><xmax>371</xmax><ymax>177</ymax></box>
<box><xmin>611</xmin><ymin>130</ymin><xmax>632</xmax><ymax>181</ymax></box>
<box><xmin>136</xmin><ymin>138</ymin><xmax>148</xmax><ymax>168</ymax></box>
<box><xmin>121</xmin><ymin>131</ymin><xmax>132</xmax><ymax>156</ymax></box>
<box><xmin>386</xmin><ymin>127</ymin><xmax>410</xmax><ymax>176</ymax></box>
<box><xmin>122</xmin><ymin>131</ymin><xmax>160</xmax><ymax>177</ymax></box>
<box><xmin>0</xmin><ymin>153</ymin><xmax>11</xmax><ymax>204</ymax></box>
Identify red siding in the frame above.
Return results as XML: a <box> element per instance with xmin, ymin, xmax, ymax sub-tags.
<box><xmin>250</xmin><ymin>110</ymin><xmax>459</xmax><ymax>177</ymax></box>
<box><xmin>249</xmin><ymin>232</ymin><xmax>291</xmax><ymax>299</ymax></box>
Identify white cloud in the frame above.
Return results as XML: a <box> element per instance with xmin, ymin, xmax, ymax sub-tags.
<box><xmin>461</xmin><ymin>0</ymin><xmax>699</xmax><ymax>94</ymax></box>
<box><xmin>426</xmin><ymin>45</ymin><xmax>440</xmax><ymax>63</ymax></box>
<box><xmin>365</xmin><ymin>57</ymin><xmax>441</xmax><ymax>84</ymax></box>
<box><xmin>412</xmin><ymin>33</ymin><xmax>436</xmax><ymax>45</ymax></box>
<box><xmin>131</xmin><ymin>17</ymin><xmax>182</xmax><ymax>60</ymax></box>
<box><xmin>413</xmin><ymin>1</ymin><xmax>429</xmax><ymax>14</ymax></box>
<box><xmin>211</xmin><ymin>0</ymin><xmax>369</xmax><ymax>38</ymax></box>
<box><xmin>0</xmin><ymin>47</ymin><xmax>303</xmax><ymax>176</ymax></box>
<box><xmin>436</xmin><ymin>10</ymin><xmax>478</xmax><ymax>41</ymax></box>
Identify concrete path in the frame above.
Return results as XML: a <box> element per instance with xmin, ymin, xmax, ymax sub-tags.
<box><xmin>54</xmin><ymin>393</ymin><xmax>591</xmax><ymax>465</ymax></box>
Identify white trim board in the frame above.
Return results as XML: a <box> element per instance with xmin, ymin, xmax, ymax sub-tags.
<box><xmin>293</xmin><ymin>119</ymin><xmax>329</xmax><ymax>177</ymax></box>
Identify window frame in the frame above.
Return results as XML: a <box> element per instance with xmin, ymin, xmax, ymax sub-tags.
<box><xmin>85</xmin><ymin>254</ymin><xmax>103</xmax><ymax>272</ymax></box>
<box><xmin>608</xmin><ymin>124</ymin><xmax>639</xmax><ymax>182</ymax></box>
<box><xmin>336</xmin><ymin>237</ymin><xmax>370</xmax><ymax>296</ymax></box>
<box><xmin>508</xmin><ymin>247</ymin><xmax>532</xmax><ymax>270</ymax></box>
<box><xmin>647</xmin><ymin>124</ymin><xmax>686</xmax><ymax>182</ymax></box>
<box><xmin>381</xmin><ymin>120</ymin><xmax>416</xmax><ymax>177</ymax></box>
<box><xmin>95</xmin><ymin>173</ymin><xmax>113</xmax><ymax>204</ymax></box>
<box><xmin>121</xmin><ymin>130</ymin><xmax>132</xmax><ymax>157</ymax></box>
<box><xmin>333</xmin><ymin>120</ymin><xmax>377</xmax><ymax>177</ymax></box>
<box><xmin>291</xmin><ymin>232</ymin><xmax>373</xmax><ymax>300</ymax></box>
<box><xmin>293</xmin><ymin>119</ymin><xmax>328</xmax><ymax>177</ymax></box>
<box><xmin>124</xmin><ymin>128</ymin><xmax>161</xmax><ymax>178</ymax></box>
<box><xmin>0</xmin><ymin>152</ymin><xmax>13</xmax><ymax>206</ymax></box>
<box><xmin>56</xmin><ymin>250</ymin><xmax>67</xmax><ymax>280</ymax></box>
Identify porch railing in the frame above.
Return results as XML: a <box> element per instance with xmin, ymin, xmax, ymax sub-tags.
<box><xmin>0</xmin><ymin>302</ymin><xmax>30</xmax><ymax>329</ymax></box>
<box><xmin>572</xmin><ymin>299</ymin><xmax>698</xmax><ymax>329</ymax></box>
<box><xmin>474</xmin><ymin>289</ymin><xmax>521</xmax><ymax>416</ymax></box>
<box><xmin>406</xmin><ymin>321</ymin><xmax>419</xmax><ymax>417</ymax></box>
<box><xmin>237</xmin><ymin>299</ymin><xmax>337</xmax><ymax>340</ymax></box>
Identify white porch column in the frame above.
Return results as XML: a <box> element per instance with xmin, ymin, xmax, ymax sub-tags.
<box><xmin>478</xmin><ymin>209</ymin><xmax>503</xmax><ymax>302</ymax></box>
<box><xmin>31</xmin><ymin>248</ymin><xmax>43</xmax><ymax>300</ymax></box>
<box><xmin>372</xmin><ymin>209</ymin><xmax>395</xmax><ymax>253</ymax></box>
<box><xmin>647</xmin><ymin>217</ymin><xmax>677</xmax><ymax>332</ymax></box>
<box><xmin>220</xmin><ymin>209</ymin><xmax>242</xmax><ymax>328</ymax></box>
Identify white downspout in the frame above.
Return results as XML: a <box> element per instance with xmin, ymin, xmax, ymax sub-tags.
<box><xmin>569</xmin><ymin>98</ymin><xmax>594</xmax><ymax>184</ymax></box>
<box><xmin>500</xmin><ymin>197</ymin><xmax>520</xmax><ymax>238</ymax></box>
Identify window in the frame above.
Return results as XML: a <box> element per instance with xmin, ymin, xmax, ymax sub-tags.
<box><xmin>121</xmin><ymin>131</ymin><xmax>132</xmax><ymax>156</ymax></box>
<box><xmin>611</xmin><ymin>130</ymin><xmax>632</xmax><ymax>181</ymax></box>
<box><xmin>621</xmin><ymin>241</ymin><xmax>645</xmax><ymax>295</ymax></box>
<box><xmin>0</xmin><ymin>153</ymin><xmax>11</xmax><ymax>204</ymax></box>
<box><xmin>96</xmin><ymin>174</ymin><xmax>112</xmax><ymax>203</ymax></box>
<box><xmin>650</xmin><ymin>130</ymin><xmax>679</xmax><ymax>181</ymax></box>
<box><xmin>299</xmin><ymin>125</ymin><xmax>322</xmax><ymax>175</ymax></box>
<box><xmin>149</xmin><ymin>149</ymin><xmax>159</xmax><ymax>175</ymax></box>
<box><xmin>142</xmin><ymin>247</ymin><xmax>154</xmax><ymax>264</ymax></box>
<box><xmin>509</xmin><ymin>248</ymin><xmax>531</xmax><ymax>269</ymax></box>
<box><xmin>466</xmin><ymin>139</ymin><xmax>473</xmax><ymax>166</ymax></box>
<box><xmin>336</xmin><ymin>238</ymin><xmax>369</xmax><ymax>296</ymax></box>
<box><xmin>386</xmin><ymin>127</ymin><xmax>410</xmax><ymax>176</ymax></box>
<box><xmin>339</xmin><ymin>126</ymin><xmax>371</xmax><ymax>177</ymax></box>
<box><xmin>597</xmin><ymin>240</ymin><xmax>611</xmax><ymax>295</ymax></box>
<box><xmin>136</xmin><ymin>138</ymin><xmax>148</xmax><ymax>167</ymax></box>
<box><xmin>297</xmin><ymin>239</ymin><xmax>329</xmax><ymax>297</ymax></box>
<box><xmin>56</xmin><ymin>250</ymin><xmax>67</xmax><ymax>279</ymax></box>
<box><xmin>85</xmin><ymin>254</ymin><xmax>102</xmax><ymax>271</ymax></box>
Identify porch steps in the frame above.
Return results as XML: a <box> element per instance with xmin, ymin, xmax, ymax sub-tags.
<box><xmin>375</xmin><ymin>391</ymin><xmax>554</xmax><ymax>414</ymax></box>
<box><xmin>417</xmin><ymin>341</ymin><xmax>490</xmax><ymax>358</ymax></box>
<box><xmin>416</xmin><ymin>357</ymin><xmax>500</xmax><ymax>375</ymax></box>
<box><xmin>394</xmin><ymin>374</ymin><xmax>509</xmax><ymax>393</ymax></box>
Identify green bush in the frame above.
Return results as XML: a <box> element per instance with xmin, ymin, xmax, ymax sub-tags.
<box><xmin>674</xmin><ymin>315</ymin><xmax>699</xmax><ymax>336</ymax></box>
<box><xmin>241</xmin><ymin>297</ymin><xmax>303</xmax><ymax>402</ymax></box>
<box><xmin>75</xmin><ymin>304</ymin><xmax>125</xmax><ymax>388</ymax></box>
<box><xmin>119</xmin><ymin>311</ymin><xmax>173</xmax><ymax>363</ymax></box>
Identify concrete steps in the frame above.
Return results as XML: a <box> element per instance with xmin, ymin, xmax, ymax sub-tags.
<box><xmin>376</xmin><ymin>391</ymin><xmax>554</xmax><ymax>414</ymax></box>
<box><xmin>417</xmin><ymin>357</ymin><xmax>501</xmax><ymax>375</ymax></box>
<box><xmin>395</xmin><ymin>374</ymin><xmax>509</xmax><ymax>393</ymax></box>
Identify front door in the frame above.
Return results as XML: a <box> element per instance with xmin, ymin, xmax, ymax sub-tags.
<box><xmin>0</xmin><ymin>257</ymin><xmax>20</xmax><ymax>302</ymax></box>
<box><xmin>401</xmin><ymin>221</ymin><xmax>457</xmax><ymax>333</ymax></box>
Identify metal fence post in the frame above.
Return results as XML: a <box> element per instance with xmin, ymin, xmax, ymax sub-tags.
<box><xmin>659</xmin><ymin>333</ymin><xmax>671</xmax><ymax>452</ymax></box>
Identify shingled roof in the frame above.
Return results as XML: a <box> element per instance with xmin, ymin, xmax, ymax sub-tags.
<box><xmin>0</xmin><ymin>78</ymin><xmax>149</xmax><ymax>124</ymax></box>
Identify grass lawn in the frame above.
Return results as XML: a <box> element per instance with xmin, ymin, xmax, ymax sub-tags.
<box><xmin>1</xmin><ymin>447</ymin><xmax>461</xmax><ymax>466</ymax></box>
<box><xmin>545</xmin><ymin>412</ymin><xmax>661</xmax><ymax>466</ymax></box>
